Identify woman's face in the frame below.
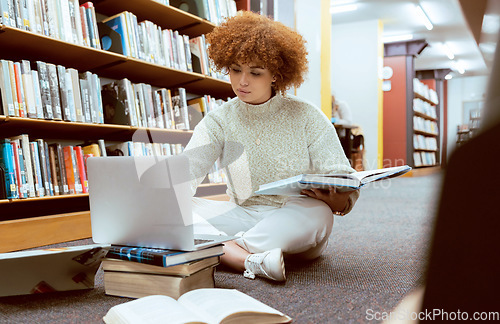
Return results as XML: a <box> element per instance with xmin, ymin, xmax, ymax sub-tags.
<box><xmin>229</xmin><ymin>62</ymin><xmax>276</xmax><ymax>105</ymax></box>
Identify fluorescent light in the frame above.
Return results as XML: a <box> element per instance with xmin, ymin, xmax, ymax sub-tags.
<box><xmin>383</xmin><ymin>34</ymin><xmax>414</xmax><ymax>43</ymax></box>
<box><xmin>330</xmin><ymin>3</ymin><xmax>358</xmax><ymax>14</ymax></box>
<box><xmin>414</xmin><ymin>5</ymin><xmax>433</xmax><ymax>30</ymax></box>
<box><xmin>442</xmin><ymin>43</ymin><xmax>455</xmax><ymax>60</ymax></box>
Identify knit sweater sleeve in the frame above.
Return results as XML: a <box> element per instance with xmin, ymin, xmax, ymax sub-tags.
<box><xmin>183</xmin><ymin>113</ymin><xmax>225</xmax><ymax>196</ymax></box>
<box><xmin>306</xmin><ymin>107</ymin><xmax>360</xmax><ymax>214</ymax></box>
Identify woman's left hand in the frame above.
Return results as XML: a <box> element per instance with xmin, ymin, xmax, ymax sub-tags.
<box><xmin>301</xmin><ymin>187</ymin><xmax>351</xmax><ymax>213</ymax></box>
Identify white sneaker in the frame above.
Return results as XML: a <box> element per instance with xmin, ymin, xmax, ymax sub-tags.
<box><xmin>243</xmin><ymin>248</ymin><xmax>286</xmax><ymax>281</ymax></box>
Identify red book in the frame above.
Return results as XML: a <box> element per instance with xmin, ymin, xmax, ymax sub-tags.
<box><xmin>80</xmin><ymin>1</ymin><xmax>93</xmax><ymax>8</ymax></box>
<box><xmin>13</xmin><ymin>63</ymin><xmax>25</xmax><ymax>117</ymax></box>
<box><xmin>74</xmin><ymin>146</ymin><xmax>88</xmax><ymax>193</ymax></box>
<box><xmin>63</xmin><ymin>146</ymin><xmax>76</xmax><ymax>194</ymax></box>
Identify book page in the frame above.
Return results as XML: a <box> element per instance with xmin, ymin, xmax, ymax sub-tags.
<box><xmin>178</xmin><ymin>289</ymin><xmax>289</xmax><ymax>323</ymax></box>
<box><xmin>103</xmin><ymin>295</ymin><xmax>206</xmax><ymax>324</ymax></box>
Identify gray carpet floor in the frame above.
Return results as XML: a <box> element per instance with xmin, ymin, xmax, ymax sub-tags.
<box><xmin>0</xmin><ymin>173</ymin><xmax>443</xmax><ymax>323</ymax></box>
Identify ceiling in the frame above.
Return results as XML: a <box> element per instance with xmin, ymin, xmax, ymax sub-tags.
<box><xmin>330</xmin><ymin>0</ymin><xmax>500</xmax><ymax>78</ymax></box>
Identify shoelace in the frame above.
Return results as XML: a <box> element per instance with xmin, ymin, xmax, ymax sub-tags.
<box><xmin>243</xmin><ymin>251</ymin><xmax>270</xmax><ymax>279</ymax></box>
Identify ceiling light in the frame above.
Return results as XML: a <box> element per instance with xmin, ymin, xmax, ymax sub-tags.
<box><xmin>445</xmin><ymin>74</ymin><xmax>453</xmax><ymax>80</ymax></box>
<box><xmin>330</xmin><ymin>3</ymin><xmax>358</xmax><ymax>14</ymax></box>
<box><xmin>442</xmin><ymin>43</ymin><xmax>455</xmax><ymax>60</ymax></box>
<box><xmin>414</xmin><ymin>5</ymin><xmax>433</xmax><ymax>30</ymax></box>
<box><xmin>383</xmin><ymin>34</ymin><xmax>414</xmax><ymax>43</ymax></box>
<box><xmin>453</xmin><ymin>61</ymin><xmax>465</xmax><ymax>74</ymax></box>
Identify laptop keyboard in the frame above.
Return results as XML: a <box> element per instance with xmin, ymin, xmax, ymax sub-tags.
<box><xmin>194</xmin><ymin>238</ymin><xmax>215</xmax><ymax>245</ymax></box>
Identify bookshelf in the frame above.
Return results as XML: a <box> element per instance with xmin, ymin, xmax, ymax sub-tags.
<box><xmin>0</xmin><ymin>0</ymin><xmax>232</xmax><ymax>252</ymax></box>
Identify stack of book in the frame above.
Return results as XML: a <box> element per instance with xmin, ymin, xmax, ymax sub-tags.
<box><xmin>102</xmin><ymin>244</ymin><xmax>223</xmax><ymax>299</ymax></box>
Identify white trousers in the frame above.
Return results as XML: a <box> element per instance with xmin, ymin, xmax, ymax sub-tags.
<box><xmin>192</xmin><ymin>196</ymin><xmax>334</xmax><ymax>259</ymax></box>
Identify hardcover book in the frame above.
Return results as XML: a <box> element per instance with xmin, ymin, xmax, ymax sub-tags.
<box><xmin>105</xmin><ymin>244</ymin><xmax>223</xmax><ymax>268</ymax></box>
<box><xmin>36</xmin><ymin>61</ymin><xmax>54</xmax><ymax>119</ymax></box>
<box><xmin>47</xmin><ymin>63</ymin><xmax>62</xmax><ymax>120</ymax></box>
<box><xmin>256</xmin><ymin>165</ymin><xmax>412</xmax><ymax>195</ymax></box>
<box><xmin>103</xmin><ymin>289</ymin><xmax>292</xmax><ymax>324</ymax></box>
<box><xmin>0</xmin><ymin>244</ymin><xmax>109</xmax><ymax>297</ymax></box>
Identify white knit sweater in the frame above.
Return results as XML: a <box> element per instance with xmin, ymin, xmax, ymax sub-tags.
<box><xmin>184</xmin><ymin>93</ymin><xmax>359</xmax><ymax>212</ymax></box>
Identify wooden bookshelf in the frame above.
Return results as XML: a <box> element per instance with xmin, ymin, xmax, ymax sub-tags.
<box><xmin>0</xmin><ymin>0</ymin><xmax>231</xmax><ymax>252</ymax></box>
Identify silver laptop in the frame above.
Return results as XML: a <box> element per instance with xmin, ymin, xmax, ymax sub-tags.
<box><xmin>87</xmin><ymin>155</ymin><xmax>234</xmax><ymax>251</ymax></box>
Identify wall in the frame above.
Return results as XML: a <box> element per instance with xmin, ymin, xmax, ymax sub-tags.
<box><xmin>331</xmin><ymin>19</ymin><xmax>383</xmax><ymax>169</ymax></box>
<box><xmin>446</xmin><ymin>75</ymin><xmax>489</xmax><ymax>158</ymax></box>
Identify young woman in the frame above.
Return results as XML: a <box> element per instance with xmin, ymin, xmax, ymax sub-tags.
<box><xmin>184</xmin><ymin>11</ymin><xmax>359</xmax><ymax>282</ymax></box>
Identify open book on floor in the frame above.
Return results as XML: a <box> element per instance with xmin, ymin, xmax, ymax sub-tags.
<box><xmin>103</xmin><ymin>288</ymin><xmax>292</xmax><ymax>324</ymax></box>
<box><xmin>255</xmin><ymin>165</ymin><xmax>411</xmax><ymax>195</ymax></box>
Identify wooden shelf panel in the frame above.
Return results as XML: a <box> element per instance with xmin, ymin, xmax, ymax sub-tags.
<box><xmin>414</xmin><ymin>111</ymin><xmax>437</xmax><ymax>121</ymax></box>
<box><xmin>0</xmin><ymin>211</ymin><xmax>92</xmax><ymax>253</ymax></box>
<box><xmin>414</xmin><ymin>129</ymin><xmax>438</xmax><ymax>137</ymax></box>
<box><xmin>0</xmin><ymin>116</ymin><xmax>194</xmax><ymax>143</ymax></box>
<box><xmin>414</xmin><ymin>92</ymin><xmax>438</xmax><ymax>106</ymax></box>
<box><xmin>92</xmin><ymin>0</ymin><xmax>216</xmax><ymax>38</ymax></box>
<box><xmin>0</xmin><ymin>25</ymin><xmax>125</xmax><ymax>71</ymax></box>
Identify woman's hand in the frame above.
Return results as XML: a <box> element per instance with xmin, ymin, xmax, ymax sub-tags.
<box><xmin>301</xmin><ymin>187</ymin><xmax>352</xmax><ymax>213</ymax></box>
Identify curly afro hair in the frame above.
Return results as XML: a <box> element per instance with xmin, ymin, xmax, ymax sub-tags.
<box><xmin>206</xmin><ymin>11</ymin><xmax>308</xmax><ymax>94</ymax></box>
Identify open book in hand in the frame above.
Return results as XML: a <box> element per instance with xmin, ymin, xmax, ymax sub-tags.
<box><xmin>255</xmin><ymin>165</ymin><xmax>411</xmax><ymax>195</ymax></box>
<box><xmin>103</xmin><ymin>288</ymin><xmax>292</xmax><ymax>324</ymax></box>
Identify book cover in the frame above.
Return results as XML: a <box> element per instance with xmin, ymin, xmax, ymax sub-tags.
<box><xmin>102</xmin><ymin>12</ymin><xmax>129</xmax><ymax>56</ymax></box>
<box><xmin>10</xmin><ymin>139</ymin><xmax>27</xmax><ymax>198</ymax></box>
<box><xmin>0</xmin><ymin>59</ymin><xmax>15</xmax><ymax>116</ymax></box>
<box><xmin>36</xmin><ymin>61</ymin><xmax>54</xmax><ymax>119</ymax></box>
<box><xmin>10</xmin><ymin>134</ymin><xmax>35</xmax><ymax>197</ymax></box>
<box><xmin>0</xmin><ymin>244</ymin><xmax>109</xmax><ymax>297</ymax></box>
<box><xmin>79</xmin><ymin>78</ymin><xmax>92</xmax><ymax>123</ymax></box>
<box><xmin>67</xmin><ymin>68</ymin><xmax>84</xmax><ymax>122</ymax></box>
<box><xmin>255</xmin><ymin>165</ymin><xmax>412</xmax><ymax>195</ymax></box>
<box><xmin>36</xmin><ymin>139</ymin><xmax>52</xmax><ymax>196</ymax></box>
<box><xmin>31</xmin><ymin>70</ymin><xmax>45</xmax><ymax>119</ymax></box>
<box><xmin>56</xmin><ymin>65</ymin><xmax>71</xmax><ymax>121</ymax></box>
<box><xmin>0</xmin><ymin>139</ymin><xmax>19</xmax><ymax>199</ymax></box>
<box><xmin>43</xmin><ymin>141</ymin><xmax>54</xmax><ymax>196</ymax></box>
<box><xmin>102</xmin><ymin>256</ymin><xmax>220</xmax><ymax>277</ymax></box>
<box><xmin>73</xmin><ymin>146</ymin><xmax>88</xmax><ymax>193</ymax></box>
<box><xmin>7</xmin><ymin>61</ymin><xmax>20</xmax><ymax>116</ymax></box>
<box><xmin>79</xmin><ymin>5</ymin><xmax>90</xmax><ymax>47</ymax></box>
<box><xmin>105</xmin><ymin>244</ymin><xmax>223</xmax><ymax>268</ymax></box>
<box><xmin>47</xmin><ymin>144</ymin><xmax>60</xmax><ymax>195</ymax></box>
<box><xmin>65</xmin><ymin>71</ymin><xmax>77</xmax><ymax>121</ymax></box>
<box><xmin>13</xmin><ymin>62</ymin><xmax>26</xmax><ymax>117</ymax></box>
<box><xmin>20</xmin><ymin>60</ymin><xmax>37</xmax><ymax>118</ymax></box>
<box><xmin>47</xmin><ymin>63</ymin><xmax>62</xmax><ymax>120</ymax></box>
<box><xmin>29</xmin><ymin>141</ymin><xmax>44</xmax><ymax>197</ymax></box>
<box><xmin>51</xmin><ymin>143</ymin><xmax>69</xmax><ymax>195</ymax></box>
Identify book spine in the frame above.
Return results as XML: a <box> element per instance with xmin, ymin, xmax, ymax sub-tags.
<box><xmin>31</xmin><ymin>70</ymin><xmax>45</xmax><ymax>119</ymax></box>
<box><xmin>43</xmin><ymin>141</ymin><xmax>54</xmax><ymax>196</ymax></box>
<box><xmin>47</xmin><ymin>144</ymin><xmax>60</xmax><ymax>195</ymax></box>
<box><xmin>56</xmin><ymin>65</ymin><xmax>71</xmax><ymax>121</ymax></box>
<box><xmin>0</xmin><ymin>59</ymin><xmax>15</xmax><ymax>116</ymax></box>
<box><xmin>35</xmin><ymin>61</ymin><xmax>53</xmax><ymax>119</ymax></box>
<box><xmin>10</xmin><ymin>140</ymin><xmax>26</xmax><ymax>198</ymax></box>
<box><xmin>29</xmin><ymin>141</ymin><xmax>44</xmax><ymax>197</ymax></box>
<box><xmin>20</xmin><ymin>60</ymin><xmax>37</xmax><ymax>118</ymax></box>
<box><xmin>47</xmin><ymin>63</ymin><xmax>62</xmax><ymax>120</ymax></box>
<box><xmin>13</xmin><ymin>62</ymin><xmax>26</xmax><ymax>117</ymax></box>
<box><xmin>0</xmin><ymin>139</ymin><xmax>19</xmax><ymax>199</ymax></box>
<box><xmin>73</xmin><ymin>146</ymin><xmax>87</xmax><ymax>193</ymax></box>
<box><xmin>105</xmin><ymin>246</ymin><xmax>177</xmax><ymax>267</ymax></box>
<box><xmin>36</xmin><ymin>139</ymin><xmax>52</xmax><ymax>196</ymax></box>
<box><xmin>65</xmin><ymin>71</ymin><xmax>77</xmax><ymax>121</ymax></box>
<box><xmin>18</xmin><ymin>134</ymin><xmax>35</xmax><ymax>197</ymax></box>
<box><xmin>62</xmin><ymin>145</ymin><xmax>76</xmax><ymax>194</ymax></box>
<box><xmin>54</xmin><ymin>143</ymin><xmax>69</xmax><ymax>194</ymax></box>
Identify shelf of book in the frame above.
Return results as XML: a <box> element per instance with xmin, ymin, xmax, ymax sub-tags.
<box><xmin>0</xmin><ymin>115</ymin><xmax>195</xmax><ymax>143</ymax></box>
<box><xmin>0</xmin><ymin>25</ymin><xmax>233</xmax><ymax>99</ymax></box>
<box><xmin>92</xmin><ymin>0</ymin><xmax>217</xmax><ymax>37</ymax></box>
<box><xmin>0</xmin><ymin>0</ymin><xmax>236</xmax><ymax>252</ymax></box>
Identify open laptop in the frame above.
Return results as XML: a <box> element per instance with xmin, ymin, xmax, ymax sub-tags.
<box><xmin>87</xmin><ymin>155</ymin><xmax>234</xmax><ymax>251</ymax></box>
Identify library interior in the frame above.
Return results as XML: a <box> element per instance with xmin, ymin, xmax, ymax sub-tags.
<box><xmin>0</xmin><ymin>0</ymin><xmax>499</xmax><ymax>323</ymax></box>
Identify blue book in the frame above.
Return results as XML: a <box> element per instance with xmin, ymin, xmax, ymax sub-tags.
<box><xmin>106</xmin><ymin>244</ymin><xmax>223</xmax><ymax>268</ymax></box>
<box><xmin>0</xmin><ymin>139</ymin><xmax>18</xmax><ymax>199</ymax></box>
<box><xmin>102</xmin><ymin>13</ymin><xmax>129</xmax><ymax>56</ymax></box>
